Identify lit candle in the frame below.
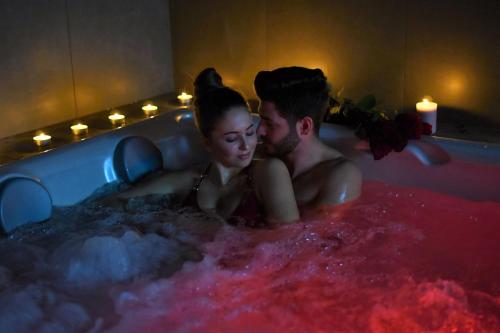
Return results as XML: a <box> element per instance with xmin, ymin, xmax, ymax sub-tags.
<box><xmin>142</xmin><ymin>104</ymin><xmax>158</xmax><ymax>117</ymax></box>
<box><xmin>108</xmin><ymin>113</ymin><xmax>125</xmax><ymax>126</ymax></box>
<box><xmin>177</xmin><ymin>92</ymin><xmax>193</xmax><ymax>105</ymax></box>
<box><xmin>416</xmin><ymin>98</ymin><xmax>438</xmax><ymax>134</ymax></box>
<box><xmin>70</xmin><ymin>123</ymin><xmax>88</xmax><ymax>136</ymax></box>
<box><xmin>33</xmin><ymin>133</ymin><xmax>51</xmax><ymax>147</ymax></box>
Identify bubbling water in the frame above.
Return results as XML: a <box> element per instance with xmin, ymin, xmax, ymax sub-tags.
<box><xmin>1</xmin><ymin>181</ymin><xmax>499</xmax><ymax>332</ymax></box>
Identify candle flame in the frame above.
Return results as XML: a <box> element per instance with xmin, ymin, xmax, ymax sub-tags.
<box><xmin>109</xmin><ymin>113</ymin><xmax>125</xmax><ymax>119</ymax></box>
<box><xmin>422</xmin><ymin>95</ymin><xmax>434</xmax><ymax>103</ymax></box>
<box><xmin>33</xmin><ymin>133</ymin><xmax>52</xmax><ymax>145</ymax></box>
<box><xmin>142</xmin><ymin>104</ymin><xmax>158</xmax><ymax>112</ymax></box>
<box><xmin>177</xmin><ymin>92</ymin><xmax>193</xmax><ymax>102</ymax></box>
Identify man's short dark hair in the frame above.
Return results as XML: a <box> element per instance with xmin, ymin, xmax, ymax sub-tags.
<box><xmin>254</xmin><ymin>67</ymin><xmax>330</xmax><ymax>134</ymax></box>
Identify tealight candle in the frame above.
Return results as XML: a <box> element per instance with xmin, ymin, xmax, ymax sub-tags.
<box><xmin>416</xmin><ymin>98</ymin><xmax>438</xmax><ymax>134</ymax></box>
<box><xmin>108</xmin><ymin>113</ymin><xmax>125</xmax><ymax>126</ymax></box>
<box><xmin>33</xmin><ymin>133</ymin><xmax>51</xmax><ymax>147</ymax></box>
<box><xmin>177</xmin><ymin>92</ymin><xmax>193</xmax><ymax>105</ymax></box>
<box><xmin>142</xmin><ymin>104</ymin><xmax>158</xmax><ymax>117</ymax></box>
<box><xmin>70</xmin><ymin>123</ymin><xmax>88</xmax><ymax>136</ymax></box>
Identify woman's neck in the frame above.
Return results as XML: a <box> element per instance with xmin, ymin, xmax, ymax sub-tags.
<box><xmin>210</xmin><ymin>161</ymin><xmax>244</xmax><ymax>187</ymax></box>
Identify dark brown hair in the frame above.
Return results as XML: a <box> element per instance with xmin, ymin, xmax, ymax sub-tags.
<box><xmin>194</xmin><ymin>68</ymin><xmax>247</xmax><ymax>138</ymax></box>
<box><xmin>254</xmin><ymin>67</ymin><xmax>330</xmax><ymax>134</ymax></box>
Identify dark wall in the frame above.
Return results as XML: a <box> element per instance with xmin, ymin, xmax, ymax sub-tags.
<box><xmin>0</xmin><ymin>0</ymin><xmax>174</xmax><ymax>138</ymax></box>
<box><xmin>170</xmin><ymin>0</ymin><xmax>500</xmax><ymax>123</ymax></box>
<box><xmin>1</xmin><ymin>0</ymin><xmax>497</xmax><ymax>138</ymax></box>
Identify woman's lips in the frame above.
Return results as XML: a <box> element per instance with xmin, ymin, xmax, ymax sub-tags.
<box><xmin>238</xmin><ymin>152</ymin><xmax>251</xmax><ymax>160</ymax></box>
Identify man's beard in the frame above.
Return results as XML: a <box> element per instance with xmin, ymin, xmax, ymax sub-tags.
<box><xmin>263</xmin><ymin>130</ymin><xmax>300</xmax><ymax>158</ymax></box>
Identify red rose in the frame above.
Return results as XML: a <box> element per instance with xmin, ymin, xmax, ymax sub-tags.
<box><xmin>367</xmin><ymin>120</ymin><xmax>408</xmax><ymax>159</ymax></box>
<box><xmin>422</xmin><ymin>122</ymin><xmax>433</xmax><ymax>135</ymax></box>
<box><xmin>395</xmin><ymin>112</ymin><xmax>422</xmax><ymax>140</ymax></box>
<box><xmin>369</xmin><ymin>139</ymin><xmax>393</xmax><ymax>160</ymax></box>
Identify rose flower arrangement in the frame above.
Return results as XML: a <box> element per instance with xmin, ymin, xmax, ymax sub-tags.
<box><xmin>323</xmin><ymin>94</ymin><xmax>432</xmax><ymax>160</ymax></box>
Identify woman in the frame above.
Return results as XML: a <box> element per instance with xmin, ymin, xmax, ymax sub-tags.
<box><xmin>120</xmin><ymin>68</ymin><xmax>299</xmax><ymax>225</ymax></box>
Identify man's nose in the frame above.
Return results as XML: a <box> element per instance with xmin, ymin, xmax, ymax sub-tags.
<box><xmin>257</xmin><ymin>123</ymin><xmax>266</xmax><ymax>136</ymax></box>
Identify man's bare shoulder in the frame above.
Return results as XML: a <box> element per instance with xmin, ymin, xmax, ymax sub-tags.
<box><xmin>293</xmin><ymin>155</ymin><xmax>361</xmax><ymax>207</ymax></box>
<box><xmin>322</xmin><ymin>157</ymin><xmax>360</xmax><ymax>178</ymax></box>
<box><xmin>299</xmin><ymin>155</ymin><xmax>353</xmax><ymax>178</ymax></box>
<box><xmin>318</xmin><ymin>158</ymin><xmax>362</xmax><ymax>205</ymax></box>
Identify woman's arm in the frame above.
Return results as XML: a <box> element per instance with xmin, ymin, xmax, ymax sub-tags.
<box><xmin>253</xmin><ymin>158</ymin><xmax>300</xmax><ymax>224</ymax></box>
<box><xmin>118</xmin><ymin>170</ymin><xmax>194</xmax><ymax>199</ymax></box>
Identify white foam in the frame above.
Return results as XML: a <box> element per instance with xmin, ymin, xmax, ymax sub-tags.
<box><xmin>0</xmin><ymin>284</ymin><xmax>91</xmax><ymax>333</ymax></box>
<box><xmin>49</xmin><ymin>230</ymin><xmax>181</xmax><ymax>287</ymax></box>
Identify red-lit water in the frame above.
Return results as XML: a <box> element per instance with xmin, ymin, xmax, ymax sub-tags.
<box><xmin>108</xmin><ymin>181</ymin><xmax>500</xmax><ymax>333</ymax></box>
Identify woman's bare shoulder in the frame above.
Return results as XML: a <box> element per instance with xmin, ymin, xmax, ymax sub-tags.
<box><xmin>252</xmin><ymin>157</ymin><xmax>289</xmax><ymax>175</ymax></box>
<box><xmin>251</xmin><ymin>158</ymin><xmax>298</xmax><ymax>224</ymax></box>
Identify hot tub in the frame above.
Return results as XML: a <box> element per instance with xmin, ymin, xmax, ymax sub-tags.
<box><xmin>0</xmin><ymin>109</ymin><xmax>499</xmax><ymax>332</ymax></box>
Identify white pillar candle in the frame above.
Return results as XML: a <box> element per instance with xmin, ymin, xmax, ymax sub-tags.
<box><xmin>108</xmin><ymin>113</ymin><xmax>125</xmax><ymax>126</ymax></box>
<box><xmin>70</xmin><ymin>123</ymin><xmax>88</xmax><ymax>136</ymax></box>
<box><xmin>177</xmin><ymin>92</ymin><xmax>193</xmax><ymax>105</ymax></box>
<box><xmin>33</xmin><ymin>133</ymin><xmax>51</xmax><ymax>147</ymax></box>
<box><xmin>416</xmin><ymin>98</ymin><xmax>438</xmax><ymax>134</ymax></box>
<box><xmin>142</xmin><ymin>104</ymin><xmax>158</xmax><ymax>117</ymax></box>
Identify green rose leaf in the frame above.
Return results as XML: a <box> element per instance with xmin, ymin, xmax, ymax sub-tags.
<box><xmin>356</xmin><ymin>94</ymin><xmax>376</xmax><ymax>111</ymax></box>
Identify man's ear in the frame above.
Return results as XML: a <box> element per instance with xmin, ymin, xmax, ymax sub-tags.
<box><xmin>297</xmin><ymin>117</ymin><xmax>314</xmax><ymax>136</ymax></box>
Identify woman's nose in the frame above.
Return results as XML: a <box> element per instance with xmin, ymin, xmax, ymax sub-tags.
<box><xmin>239</xmin><ymin>137</ymin><xmax>249</xmax><ymax>150</ymax></box>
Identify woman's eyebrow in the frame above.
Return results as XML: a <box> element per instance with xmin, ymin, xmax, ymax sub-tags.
<box><xmin>223</xmin><ymin>124</ymin><xmax>254</xmax><ymax>135</ymax></box>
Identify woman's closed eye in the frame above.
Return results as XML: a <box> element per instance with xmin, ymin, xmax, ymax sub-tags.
<box><xmin>246</xmin><ymin>130</ymin><xmax>255</xmax><ymax>137</ymax></box>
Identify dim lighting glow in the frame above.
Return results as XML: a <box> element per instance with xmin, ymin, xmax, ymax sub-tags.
<box><xmin>447</xmin><ymin>78</ymin><xmax>464</xmax><ymax>94</ymax></box>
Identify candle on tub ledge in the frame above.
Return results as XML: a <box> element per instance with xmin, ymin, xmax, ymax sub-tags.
<box><xmin>142</xmin><ymin>104</ymin><xmax>158</xmax><ymax>117</ymax></box>
<box><xmin>416</xmin><ymin>98</ymin><xmax>438</xmax><ymax>134</ymax></box>
<box><xmin>70</xmin><ymin>123</ymin><xmax>88</xmax><ymax>136</ymax></box>
<box><xmin>33</xmin><ymin>133</ymin><xmax>51</xmax><ymax>147</ymax></box>
<box><xmin>108</xmin><ymin>112</ymin><xmax>125</xmax><ymax>126</ymax></box>
<box><xmin>177</xmin><ymin>92</ymin><xmax>193</xmax><ymax>105</ymax></box>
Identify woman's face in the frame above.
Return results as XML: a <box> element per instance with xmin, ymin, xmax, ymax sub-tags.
<box><xmin>207</xmin><ymin>106</ymin><xmax>257</xmax><ymax>168</ymax></box>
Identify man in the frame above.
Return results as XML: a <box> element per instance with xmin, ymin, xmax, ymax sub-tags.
<box><xmin>254</xmin><ymin>66</ymin><xmax>361</xmax><ymax>211</ymax></box>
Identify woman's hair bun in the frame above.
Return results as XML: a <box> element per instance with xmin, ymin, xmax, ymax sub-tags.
<box><xmin>194</xmin><ymin>68</ymin><xmax>224</xmax><ymax>98</ymax></box>
<box><xmin>192</xmin><ymin>68</ymin><xmax>247</xmax><ymax>137</ymax></box>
